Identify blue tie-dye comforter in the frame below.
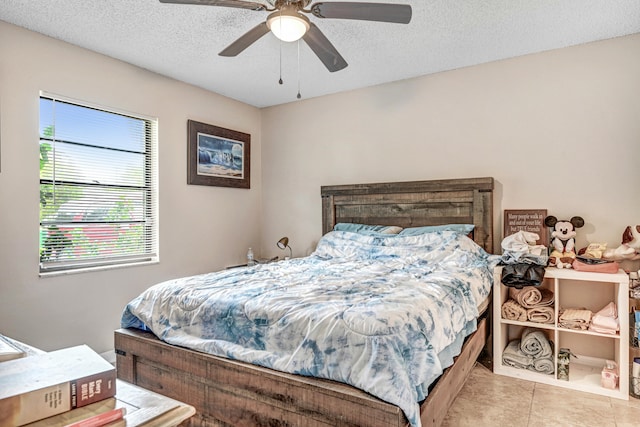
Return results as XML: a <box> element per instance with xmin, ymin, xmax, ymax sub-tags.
<box><xmin>121</xmin><ymin>230</ymin><xmax>499</xmax><ymax>427</ymax></box>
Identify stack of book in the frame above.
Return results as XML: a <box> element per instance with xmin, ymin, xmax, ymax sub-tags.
<box><xmin>0</xmin><ymin>344</ymin><xmax>117</xmax><ymax>426</ymax></box>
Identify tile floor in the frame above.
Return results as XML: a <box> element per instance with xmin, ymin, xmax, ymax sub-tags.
<box><xmin>442</xmin><ymin>363</ymin><xmax>640</xmax><ymax>427</ymax></box>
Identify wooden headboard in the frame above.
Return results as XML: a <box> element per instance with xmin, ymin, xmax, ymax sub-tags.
<box><xmin>321</xmin><ymin>177</ymin><xmax>494</xmax><ymax>254</ymax></box>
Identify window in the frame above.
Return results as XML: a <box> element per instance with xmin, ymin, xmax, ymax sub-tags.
<box><xmin>39</xmin><ymin>93</ymin><xmax>158</xmax><ymax>274</ymax></box>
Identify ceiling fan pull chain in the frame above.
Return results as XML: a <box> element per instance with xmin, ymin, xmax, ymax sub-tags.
<box><xmin>296</xmin><ymin>39</ymin><xmax>302</xmax><ymax>99</ymax></box>
<box><xmin>278</xmin><ymin>8</ymin><xmax>283</xmax><ymax>85</ymax></box>
<box><xmin>278</xmin><ymin>38</ymin><xmax>283</xmax><ymax>85</ymax></box>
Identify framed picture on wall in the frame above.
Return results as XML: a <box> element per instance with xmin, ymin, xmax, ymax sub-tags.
<box><xmin>187</xmin><ymin>119</ymin><xmax>250</xmax><ymax>189</ymax></box>
<box><xmin>503</xmin><ymin>209</ymin><xmax>548</xmax><ymax>247</ymax></box>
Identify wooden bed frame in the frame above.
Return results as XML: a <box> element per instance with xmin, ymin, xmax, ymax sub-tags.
<box><xmin>115</xmin><ymin>177</ymin><xmax>495</xmax><ymax>427</ymax></box>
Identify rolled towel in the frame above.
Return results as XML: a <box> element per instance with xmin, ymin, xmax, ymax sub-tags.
<box><xmin>509</xmin><ymin>287</ymin><xmax>555</xmax><ymax>308</ymax></box>
<box><xmin>527</xmin><ymin>306</ymin><xmax>554</xmax><ymax>324</ymax></box>
<box><xmin>509</xmin><ymin>286</ymin><xmax>541</xmax><ymax>308</ymax></box>
<box><xmin>520</xmin><ymin>328</ymin><xmax>553</xmax><ymax>359</ymax></box>
<box><xmin>502</xmin><ymin>339</ymin><xmax>532</xmax><ymax>370</ymax></box>
<box><xmin>530</xmin><ymin>357</ymin><xmax>555</xmax><ymax>375</ymax></box>
<box><xmin>502</xmin><ymin>299</ymin><xmax>527</xmax><ymax>321</ymax></box>
<box><xmin>535</xmin><ymin>288</ymin><xmax>555</xmax><ymax>307</ymax></box>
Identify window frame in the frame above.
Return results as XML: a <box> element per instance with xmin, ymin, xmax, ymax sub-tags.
<box><xmin>38</xmin><ymin>92</ymin><xmax>159</xmax><ymax>276</ymax></box>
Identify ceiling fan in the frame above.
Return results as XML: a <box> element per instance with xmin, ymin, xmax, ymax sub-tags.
<box><xmin>159</xmin><ymin>0</ymin><xmax>412</xmax><ymax>72</ymax></box>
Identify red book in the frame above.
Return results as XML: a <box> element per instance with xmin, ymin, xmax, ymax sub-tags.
<box><xmin>0</xmin><ymin>345</ymin><xmax>116</xmax><ymax>426</ymax></box>
<box><xmin>64</xmin><ymin>407</ymin><xmax>125</xmax><ymax>427</ymax></box>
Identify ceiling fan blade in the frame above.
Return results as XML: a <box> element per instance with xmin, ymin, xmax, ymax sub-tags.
<box><xmin>302</xmin><ymin>23</ymin><xmax>348</xmax><ymax>72</ymax></box>
<box><xmin>159</xmin><ymin>0</ymin><xmax>266</xmax><ymax>11</ymax></box>
<box><xmin>310</xmin><ymin>2</ymin><xmax>411</xmax><ymax>24</ymax></box>
<box><xmin>219</xmin><ymin>22</ymin><xmax>270</xmax><ymax>56</ymax></box>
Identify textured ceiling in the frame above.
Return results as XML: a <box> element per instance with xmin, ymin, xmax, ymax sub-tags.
<box><xmin>1</xmin><ymin>0</ymin><xmax>640</xmax><ymax>108</ymax></box>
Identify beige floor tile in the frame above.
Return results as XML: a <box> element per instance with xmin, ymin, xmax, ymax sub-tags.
<box><xmin>443</xmin><ymin>363</ymin><xmax>640</xmax><ymax>427</ymax></box>
<box><xmin>612</xmin><ymin>394</ymin><xmax>640</xmax><ymax>409</ymax></box>
<box><xmin>442</xmin><ymin>395</ymin><xmax>530</xmax><ymax>427</ymax></box>
<box><xmin>458</xmin><ymin>363</ymin><xmax>536</xmax><ymax>402</ymax></box>
<box><xmin>527</xmin><ymin>382</ymin><xmax>616</xmax><ymax>427</ymax></box>
<box><xmin>611</xmin><ymin>395</ymin><xmax>640</xmax><ymax>425</ymax></box>
<box><xmin>443</xmin><ymin>364</ymin><xmax>533</xmax><ymax>427</ymax></box>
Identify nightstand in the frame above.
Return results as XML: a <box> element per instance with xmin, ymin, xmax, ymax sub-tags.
<box><xmin>226</xmin><ymin>256</ymin><xmax>280</xmax><ymax>269</ymax></box>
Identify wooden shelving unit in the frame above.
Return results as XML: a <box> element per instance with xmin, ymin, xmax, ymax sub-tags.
<box><xmin>493</xmin><ymin>266</ymin><xmax>629</xmax><ymax>399</ymax></box>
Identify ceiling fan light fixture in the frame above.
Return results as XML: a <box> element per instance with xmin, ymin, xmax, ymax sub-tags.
<box><xmin>267</xmin><ymin>10</ymin><xmax>310</xmax><ymax>42</ymax></box>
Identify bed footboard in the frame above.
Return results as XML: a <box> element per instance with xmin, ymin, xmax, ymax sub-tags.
<box><xmin>115</xmin><ymin>315</ymin><xmax>486</xmax><ymax>427</ymax></box>
<box><xmin>115</xmin><ymin>328</ymin><xmax>407</xmax><ymax>427</ymax></box>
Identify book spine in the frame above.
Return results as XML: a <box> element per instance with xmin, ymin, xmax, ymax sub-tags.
<box><xmin>70</xmin><ymin>370</ymin><xmax>117</xmax><ymax>408</ymax></box>
<box><xmin>7</xmin><ymin>382</ymin><xmax>72</xmax><ymax>426</ymax></box>
<box><xmin>4</xmin><ymin>369</ymin><xmax>117</xmax><ymax>426</ymax></box>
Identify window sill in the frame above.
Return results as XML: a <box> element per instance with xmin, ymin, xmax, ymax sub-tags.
<box><xmin>39</xmin><ymin>259</ymin><xmax>159</xmax><ymax>278</ymax></box>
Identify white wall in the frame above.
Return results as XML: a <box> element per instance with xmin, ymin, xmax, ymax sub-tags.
<box><xmin>0</xmin><ymin>21</ymin><xmax>262</xmax><ymax>353</ymax></box>
<box><xmin>260</xmin><ymin>34</ymin><xmax>640</xmax><ymax>266</ymax></box>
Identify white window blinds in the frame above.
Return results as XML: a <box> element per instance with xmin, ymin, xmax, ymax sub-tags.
<box><xmin>39</xmin><ymin>94</ymin><xmax>158</xmax><ymax>273</ymax></box>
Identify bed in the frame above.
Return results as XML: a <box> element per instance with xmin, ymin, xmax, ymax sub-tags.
<box><xmin>115</xmin><ymin>177</ymin><xmax>496</xmax><ymax>427</ymax></box>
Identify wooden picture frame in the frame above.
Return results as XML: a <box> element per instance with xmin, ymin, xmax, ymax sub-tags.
<box><xmin>187</xmin><ymin>120</ymin><xmax>250</xmax><ymax>188</ymax></box>
<box><xmin>503</xmin><ymin>209</ymin><xmax>548</xmax><ymax>247</ymax></box>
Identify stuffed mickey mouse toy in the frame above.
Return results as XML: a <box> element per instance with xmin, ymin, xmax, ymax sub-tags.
<box><xmin>544</xmin><ymin>215</ymin><xmax>585</xmax><ymax>268</ymax></box>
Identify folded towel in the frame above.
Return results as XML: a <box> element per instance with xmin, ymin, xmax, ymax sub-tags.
<box><xmin>502</xmin><ymin>339</ymin><xmax>532</xmax><ymax>370</ymax></box>
<box><xmin>596</xmin><ymin>302</ymin><xmax>617</xmax><ymax>318</ymax></box>
<box><xmin>520</xmin><ymin>328</ymin><xmax>553</xmax><ymax>359</ymax></box>
<box><xmin>502</xmin><ymin>299</ymin><xmax>528</xmax><ymax>321</ymax></box>
<box><xmin>559</xmin><ymin>321</ymin><xmax>589</xmax><ymax>330</ymax></box>
<box><xmin>559</xmin><ymin>308</ymin><xmax>592</xmax><ymax>330</ymax></box>
<box><xmin>589</xmin><ymin>324</ymin><xmax>619</xmax><ymax>335</ymax></box>
<box><xmin>589</xmin><ymin>302</ymin><xmax>619</xmax><ymax>334</ymax></box>
<box><xmin>591</xmin><ymin>313</ymin><xmax>619</xmax><ymax>330</ymax></box>
<box><xmin>509</xmin><ymin>287</ymin><xmax>554</xmax><ymax>308</ymax></box>
<box><xmin>559</xmin><ymin>307</ymin><xmax>593</xmax><ymax>322</ymax></box>
<box><xmin>527</xmin><ymin>306</ymin><xmax>554</xmax><ymax>324</ymax></box>
<box><xmin>530</xmin><ymin>357</ymin><xmax>555</xmax><ymax>375</ymax></box>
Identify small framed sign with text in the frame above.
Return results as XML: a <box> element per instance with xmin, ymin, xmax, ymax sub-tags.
<box><xmin>503</xmin><ymin>209</ymin><xmax>548</xmax><ymax>247</ymax></box>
